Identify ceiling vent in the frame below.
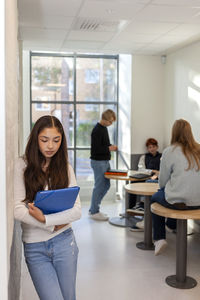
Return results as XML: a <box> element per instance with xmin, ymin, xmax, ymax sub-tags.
<box><xmin>72</xmin><ymin>18</ymin><xmax>127</xmax><ymax>32</ymax></box>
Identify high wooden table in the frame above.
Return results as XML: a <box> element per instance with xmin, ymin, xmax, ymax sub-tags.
<box><xmin>125</xmin><ymin>182</ymin><xmax>159</xmax><ymax>250</ymax></box>
<box><xmin>105</xmin><ymin>172</ymin><xmax>148</xmax><ymax>227</ymax></box>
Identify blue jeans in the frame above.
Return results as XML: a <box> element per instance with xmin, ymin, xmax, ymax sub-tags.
<box><xmin>89</xmin><ymin>159</ymin><xmax>110</xmax><ymax>214</ymax></box>
<box><xmin>24</xmin><ymin>228</ymin><xmax>78</xmax><ymax>300</ymax></box>
<box><xmin>146</xmin><ymin>179</ymin><xmax>158</xmax><ymax>183</ymax></box>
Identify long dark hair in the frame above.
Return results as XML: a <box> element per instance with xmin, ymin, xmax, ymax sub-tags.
<box><xmin>171</xmin><ymin>119</ymin><xmax>200</xmax><ymax>170</ymax></box>
<box><xmin>24</xmin><ymin>115</ymin><xmax>69</xmax><ymax>203</ymax></box>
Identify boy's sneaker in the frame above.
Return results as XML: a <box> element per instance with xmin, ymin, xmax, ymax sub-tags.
<box><xmin>154</xmin><ymin>239</ymin><xmax>168</xmax><ymax>255</ymax></box>
<box><xmin>130</xmin><ymin>219</ymin><xmax>144</xmax><ymax>232</ymax></box>
<box><xmin>89</xmin><ymin>212</ymin><xmax>109</xmax><ymax>221</ymax></box>
<box><xmin>165</xmin><ymin>225</ymin><xmax>176</xmax><ymax>234</ymax></box>
<box><xmin>126</xmin><ymin>203</ymin><xmax>144</xmax><ymax>216</ymax></box>
<box><xmin>136</xmin><ymin>219</ymin><xmax>144</xmax><ymax>229</ymax></box>
<box><xmin>165</xmin><ymin>224</ymin><xmax>176</xmax><ymax>234</ymax></box>
<box><xmin>130</xmin><ymin>225</ymin><xmax>144</xmax><ymax>232</ymax></box>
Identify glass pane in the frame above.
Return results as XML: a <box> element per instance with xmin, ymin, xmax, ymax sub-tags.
<box><xmin>76</xmin><ymin>104</ymin><xmax>117</xmax><ymax>147</ymax></box>
<box><xmin>76</xmin><ymin>150</ymin><xmax>116</xmax><ymax>201</ymax></box>
<box><xmin>31</xmin><ymin>56</ymin><xmax>74</xmax><ymax>101</ymax></box>
<box><xmin>110</xmin><ymin>152</ymin><xmax>117</xmax><ymax>169</ymax></box>
<box><xmin>67</xmin><ymin>150</ymin><xmax>74</xmax><ymax>168</ymax></box>
<box><xmin>76</xmin><ymin>58</ymin><xmax>117</xmax><ymax>102</ymax></box>
<box><xmin>32</xmin><ymin>103</ymin><xmax>74</xmax><ymax>147</ymax></box>
<box><xmin>76</xmin><ymin>150</ymin><xmax>93</xmax><ymax>181</ymax></box>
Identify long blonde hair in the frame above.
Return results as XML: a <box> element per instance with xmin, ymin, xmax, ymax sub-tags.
<box><xmin>171</xmin><ymin>119</ymin><xmax>200</xmax><ymax>170</ymax></box>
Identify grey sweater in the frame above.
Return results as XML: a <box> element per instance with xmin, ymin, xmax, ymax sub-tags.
<box><xmin>159</xmin><ymin>145</ymin><xmax>200</xmax><ymax>206</ymax></box>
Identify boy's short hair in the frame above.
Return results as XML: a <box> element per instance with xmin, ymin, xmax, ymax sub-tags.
<box><xmin>146</xmin><ymin>138</ymin><xmax>158</xmax><ymax>147</ymax></box>
<box><xmin>102</xmin><ymin>109</ymin><xmax>116</xmax><ymax>121</ymax></box>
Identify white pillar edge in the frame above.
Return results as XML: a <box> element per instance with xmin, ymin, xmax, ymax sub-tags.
<box><xmin>0</xmin><ymin>0</ymin><xmax>8</xmax><ymax>299</ymax></box>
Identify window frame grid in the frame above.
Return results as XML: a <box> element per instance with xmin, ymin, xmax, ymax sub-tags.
<box><xmin>30</xmin><ymin>52</ymin><xmax>119</xmax><ymax>175</ymax></box>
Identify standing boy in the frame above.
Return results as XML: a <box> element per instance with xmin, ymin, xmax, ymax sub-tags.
<box><xmin>89</xmin><ymin>109</ymin><xmax>117</xmax><ymax>221</ymax></box>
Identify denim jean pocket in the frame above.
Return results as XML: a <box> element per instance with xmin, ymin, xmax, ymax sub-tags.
<box><xmin>67</xmin><ymin>232</ymin><xmax>79</xmax><ymax>257</ymax></box>
<box><xmin>55</xmin><ymin>229</ymin><xmax>79</xmax><ymax>257</ymax></box>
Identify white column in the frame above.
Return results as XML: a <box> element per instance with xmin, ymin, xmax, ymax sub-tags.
<box><xmin>0</xmin><ymin>0</ymin><xmax>8</xmax><ymax>299</ymax></box>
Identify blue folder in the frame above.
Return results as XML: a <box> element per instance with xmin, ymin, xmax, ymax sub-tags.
<box><xmin>34</xmin><ymin>186</ymin><xmax>80</xmax><ymax>215</ymax></box>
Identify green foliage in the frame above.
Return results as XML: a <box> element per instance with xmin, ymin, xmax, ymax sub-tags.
<box><xmin>77</xmin><ymin>123</ymin><xmax>94</xmax><ymax>146</ymax></box>
<box><xmin>33</xmin><ymin>66</ymin><xmax>61</xmax><ymax>86</ymax></box>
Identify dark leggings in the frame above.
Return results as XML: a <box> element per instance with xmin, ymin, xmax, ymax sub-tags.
<box><xmin>151</xmin><ymin>188</ymin><xmax>200</xmax><ymax>240</ymax></box>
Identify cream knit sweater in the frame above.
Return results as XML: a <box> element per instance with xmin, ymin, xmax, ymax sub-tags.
<box><xmin>14</xmin><ymin>158</ymin><xmax>81</xmax><ymax>243</ymax></box>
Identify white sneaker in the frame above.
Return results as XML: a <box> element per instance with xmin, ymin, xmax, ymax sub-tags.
<box><xmin>154</xmin><ymin>239</ymin><xmax>168</xmax><ymax>256</ymax></box>
<box><xmin>165</xmin><ymin>225</ymin><xmax>176</xmax><ymax>234</ymax></box>
<box><xmin>136</xmin><ymin>219</ymin><xmax>144</xmax><ymax>229</ymax></box>
<box><xmin>130</xmin><ymin>225</ymin><xmax>144</xmax><ymax>232</ymax></box>
<box><xmin>89</xmin><ymin>212</ymin><xmax>109</xmax><ymax>221</ymax></box>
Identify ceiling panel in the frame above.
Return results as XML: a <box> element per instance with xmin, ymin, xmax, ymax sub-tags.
<box><xmin>152</xmin><ymin>0</ymin><xmax>200</xmax><ymax>6</ymax></box>
<box><xmin>153</xmin><ymin>35</ymin><xmax>189</xmax><ymax>44</ymax></box>
<box><xmin>168</xmin><ymin>24</ymin><xmax>200</xmax><ymax>37</ymax></box>
<box><xmin>19</xmin><ymin>28</ymin><xmax>67</xmax><ymax>40</ymax></box>
<box><xmin>103</xmin><ymin>40</ymin><xmax>146</xmax><ymax>51</ymax></box>
<box><xmin>18</xmin><ymin>0</ymin><xmax>200</xmax><ymax>55</ymax></box>
<box><xmin>111</xmin><ymin>32</ymin><xmax>159</xmax><ymax>43</ymax></box>
<box><xmin>67</xmin><ymin>30</ymin><xmax>115</xmax><ymax>41</ymax></box>
<box><xmin>23</xmin><ymin>39</ymin><xmax>64</xmax><ymax>50</ymax></box>
<box><xmin>20</xmin><ymin>15</ymin><xmax>74</xmax><ymax>29</ymax></box>
<box><xmin>40</xmin><ymin>0</ymin><xmax>83</xmax><ymax>17</ymax></box>
<box><xmin>61</xmin><ymin>40</ymin><xmax>105</xmax><ymax>50</ymax></box>
<box><xmin>79</xmin><ymin>1</ymin><xmax>145</xmax><ymax>19</ymax></box>
<box><xmin>134</xmin><ymin>5</ymin><xmax>200</xmax><ymax>23</ymax></box>
<box><xmin>123</xmin><ymin>21</ymin><xmax>179</xmax><ymax>35</ymax></box>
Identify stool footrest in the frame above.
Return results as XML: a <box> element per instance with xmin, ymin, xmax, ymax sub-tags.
<box><xmin>166</xmin><ymin>275</ymin><xmax>197</xmax><ymax>289</ymax></box>
<box><xmin>136</xmin><ymin>241</ymin><xmax>154</xmax><ymax>251</ymax></box>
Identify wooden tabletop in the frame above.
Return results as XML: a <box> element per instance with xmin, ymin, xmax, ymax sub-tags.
<box><xmin>104</xmin><ymin>174</ymin><xmax>133</xmax><ymax>181</ymax></box>
<box><xmin>151</xmin><ymin>202</ymin><xmax>200</xmax><ymax>220</ymax></box>
<box><xmin>125</xmin><ymin>182</ymin><xmax>159</xmax><ymax>196</ymax></box>
<box><xmin>104</xmin><ymin>171</ymin><xmax>150</xmax><ymax>181</ymax></box>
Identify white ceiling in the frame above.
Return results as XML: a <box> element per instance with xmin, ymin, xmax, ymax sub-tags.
<box><xmin>18</xmin><ymin>0</ymin><xmax>200</xmax><ymax>55</ymax></box>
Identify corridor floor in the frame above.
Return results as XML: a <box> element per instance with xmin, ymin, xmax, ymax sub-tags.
<box><xmin>21</xmin><ymin>199</ymin><xmax>200</xmax><ymax>300</ymax></box>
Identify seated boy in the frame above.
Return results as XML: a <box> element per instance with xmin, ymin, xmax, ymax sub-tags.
<box><xmin>130</xmin><ymin>138</ymin><xmax>161</xmax><ymax>231</ymax></box>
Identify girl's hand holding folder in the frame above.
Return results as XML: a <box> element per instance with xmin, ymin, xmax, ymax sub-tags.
<box><xmin>54</xmin><ymin>224</ymin><xmax>68</xmax><ymax>231</ymax></box>
<box><xmin>28</xmin><ymin>203</ymin><xmax>45</xmax><ymax>223</ymax></box>
<box><xmin>28</xmin><ymin>203</ymin><xmax>68</xmax><ymax>230</ymax></box>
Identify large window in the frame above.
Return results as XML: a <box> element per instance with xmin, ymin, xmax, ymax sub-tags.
<box><xmin>31</xmin><ymin>53</ymin><xmax>118</xmax><ymax>184</ymax></box>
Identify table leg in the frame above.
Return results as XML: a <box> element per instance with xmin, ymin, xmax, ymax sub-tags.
<box><xmin>166</xmin><ymin>219</ymin><xmax>197</xmax><ymax>289</ymax></box>
<box><xmin>136</xmin><ymin>195</ymin><xmax>154</xmax><ymax>250</ymax></box>
<box><xmin>109</xmin><ymin>191</ymin><xmax>135</xmax><ymax>227</ymax></box>
<box><xmin>109</xmin><ymin>184</ymin><xmax>136</xmax><ymax>227</ymax></box>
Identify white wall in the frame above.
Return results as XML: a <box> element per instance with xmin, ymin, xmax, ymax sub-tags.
<box><xmin>0</xmin><ymin>0</ymin><xmax>19</xmax><ymax>298</ymax></box>
<box><xmin>131</xmin><ymin>55</ymin><xmax>165</xmax><ymax>154</ymax></box>
<box><xmin>22</xmin><ymin>50</ymin><xmax>31</xmax><ymax>153</ymax></box>
<box><xmin>0</xmin><ymin>0</ymin><xmax>8</xmax><ymax>299</ymax></box>
<box><xmin>164</xmin><ymin>41</ymin><xmax>200</xmax><ymax>145</ymax></box>
<box><xmin>5</xmin><ymin>0</ymin><xmax>18</xmax><ymax>260</ymax></box>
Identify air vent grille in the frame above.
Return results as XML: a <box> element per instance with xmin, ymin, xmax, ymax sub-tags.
<box><xmin>73</xmin><ymin>18</ymin><xmax>124</xmax><ymax>32</ymax></box>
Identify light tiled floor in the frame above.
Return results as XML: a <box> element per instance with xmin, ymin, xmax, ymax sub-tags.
<box><xmin>21</xmin><ymin>198</ymin><xmax>200</xmax><ymax>300</ymax></box>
